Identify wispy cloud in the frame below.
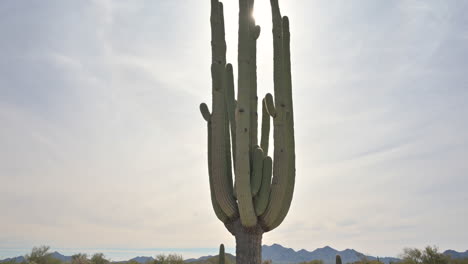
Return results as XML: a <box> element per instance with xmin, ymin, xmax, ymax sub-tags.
<box><xmin>1</xmin><ymin>0</ymin><xmax>467</xmax><ymax>259</ymax></box>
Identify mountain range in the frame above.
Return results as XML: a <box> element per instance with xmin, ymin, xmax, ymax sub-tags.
<box><xmin>1</xmin><ymin>245</ymin><xmax>467</xmax><ymax>264</ymax></box>
<box><xmin>443</xmin><ymin>250</ymin><xmax>468</xmax><ymax>260</ymax></box>
<box><xmin>260</xmin><ymin>244</ymin><xmax>398</xmax><ymax>264</ymax></box>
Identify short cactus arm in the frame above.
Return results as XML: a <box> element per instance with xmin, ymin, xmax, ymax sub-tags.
<box><xmin>250</xmin><ymin>147</ymin><xmax>264</xmax><ymax>197</ymax></box>
<box><xmin>260</xmin><ymin>0</ymin><xmax>296</xmax><ymax>231</ymax></box>
<box><xmin>200</xmin><ymin>103</ymin><xmax>212</xmax><ymax>122</ymax></box>
<box><xmin>209</xmin><ymin>0</ymin><xmax>238</xmax><ymax>219</ymax></box>
<box><xmin>235</xmin><ymin>0</ymin><xmax>258</xmax><ymax>228</ymax></box>
<box><xmin>264</xmin><ymin>93</ymin><xmax>277</xmax><ymax>118</ymax></box>
<box><xmin>254</xmin><ymin>156</ymin><xmax>273</xmax><ymax>216</ymax></box>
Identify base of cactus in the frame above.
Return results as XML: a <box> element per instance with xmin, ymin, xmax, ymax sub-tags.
<box><xmin>225</xmin><ymin>218</ymin><xmax>264</xmax><ymax>264</ymax></box>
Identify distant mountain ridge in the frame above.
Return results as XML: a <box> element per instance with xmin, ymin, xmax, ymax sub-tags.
<box><xmin>1</xmin><ymin>245</ymin><xmax>467</xmax><ymax>264</ymax></box>
<box><xmin>261</xmin><ymin>244</ymin><xmax>399</xmax><ymax>264</ymax></box>
<box><xmin>443</xmin><ymin>250</ymin><xmax>468</xmax><ymax>260</ymax></box>
<box><xmin>128</xmin><ymin>257</ymin><xmax>155</xmax><ymax>263</ymax></box>
<box><xmin>50</xmin><ymin>252</ymin><xmax>72</xmax><ymax>263</ymax></box>
<box><xmin>0</xmin><ymin>257</ymin><xmax>25</xmax><ymax>263</ymax></box>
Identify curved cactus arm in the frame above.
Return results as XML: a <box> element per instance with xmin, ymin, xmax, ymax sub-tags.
<box><xmin>260</xmin><ymin>1</ymin><xmax>296</xmax><ymax>232</ymax></box>
<box><xmin>235</xmin><ymin>0</ymin><xmax>257</xmax><ymax>228</ymax></box>
<box><xmin>200</xmin><ymin>103</ymin><xmax>211</xmax><ymax>122</ymax></box>
<box><xmin>260</xmin><ymin>97</ymin><xmax>271</xmax><ymax>155</ymax></box>
<box><xmin>208</xmin><ymin>118</ymin><xmax>229</xmax><ymax>223</ymax></box>
<box><xmin>269</xmin><ymin>15</ymin><xmax>295</xmax><ymax>230</ymax></box>
<box><xmin>210</xmin><ymin>0</ymin><xmax>238</xmax><ymax>219</ymax></box>
<box><xmin>250</xmin><ymin>147</ymin><xmax>264</xmax><ymax>197</ymax></box>
<box><xmin>200</xmin><ymin>104</ymin><xmax>229</xmax><ymax>223</ymax></box>
<box><xmin>254</xmin><ymin>156</ymin><xmax>272</xmax><ymax>216</ymax></box>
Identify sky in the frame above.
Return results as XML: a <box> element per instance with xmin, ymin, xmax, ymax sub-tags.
<box><xmin>1</xmin><ymin>0</ymin><xmax>468</xmax><ymax>261</ymax></box>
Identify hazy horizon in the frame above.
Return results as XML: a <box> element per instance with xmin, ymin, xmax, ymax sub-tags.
<box><xmin>0</xmin><ymin>246</ymin><xmax>234</xmax><ymax>261</ymax></box>
<box><xmin>0</xmin><ymin>243</ymin><xmax>458</xmax><ymax>261</ymax></box>
<box><xmin>1</xmin><ymin>0</ymin><xmax>467</xmax><ymax>260</ymax></box>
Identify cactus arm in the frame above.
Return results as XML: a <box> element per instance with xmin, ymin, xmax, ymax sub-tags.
<box><xmin>235</xmin><ymin>0</ymin><xmax>257</xmax><ymax>228</ymax></box>
<box><xmin>200</xmin><ymin>103</ymin><xmax>212</xmax><ymax>122</ymax></box>
<box><xmin>210</xmin><ymin>0</ymin><xmax>238</xmax><ymax>219</ymax></box>
<box><xmin>270</xmin><ymin>15</ymin><xmax>296</xmax><ymax>229</ymax></box>
<box><xmin>226</xmin><ymin>64</ymin><xmax>237</xmax><ymax>169</ymax></box>
<box><xmin>259</xmin><ymin>0</ymin><xmax>296</xmax><ymax>232</ymax></box>
<box><xmin>250</xmin><ymin>147</ymin><xmax>264</xmax><ymax>196</ymax></box>
<box><xmin>264</xmin><ymin>93</ymin><xmax>277</xmax><ymax>118</ymax></box>
<box><xmin>260</xmin><ymin>97</ymin><xmax>271</xmax><ymax>155</ymax></box>
<box><xmin>202</xmin><ymin>105</ymin><xmax>229</xmax><ymax>223</ymax></box>
<box><xmin>259</xmin><ymin>0</ymin><xmax>285</xmax><ymax>229</ymax></box>
<box><xmin>249</xmin><ymin>1</ymin><xmax>259</xmax><ymax>154</ymax></box>
<box><xmin>209</xmin><ymin>121</ymin><xmax>230</xmax><ymax>223</ymax></box>
<box><xmin>254</xmin><ymin>156</ymin><xmax>272</xmax><ymax>216</ymax></box>
<box><xmin>224</xmin><ymin>77</ymin><xmax>234</xmax><ymax>192</ymax></box>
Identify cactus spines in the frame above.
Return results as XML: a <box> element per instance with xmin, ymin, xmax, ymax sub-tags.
<box><xmin>219</xmin><ymin>244</ymin><xmax>225</xmax><ymax>264</ymax></box>
<box><xmin>200</xmin><ymin>0</ymin><xmax>295</xmax><ymax>262</ymax></box>
<box><xmin>336</xmin><ymin>255</ymin><xmax>342</xmax><ymax>264</ymax></box>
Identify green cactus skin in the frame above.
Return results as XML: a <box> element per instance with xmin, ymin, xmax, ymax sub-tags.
<box><xmin>260</xmin><ymin>97</ymin><xmax>271</xmax><ymax>155</ymax></box>
<box><xmin>254</xmin><ymin>156</ymin><xmax>273</xmax><ymax>216</ymax></box>
<box><xmin>200</xmin><ymin>0</ymin><xmax>295</xmax><ymax>262</ymax></box>
<box><xmin>219</xmin><ymin>244</ymin><xmax>225</xmax><ymax>264</ymax></box>
<box><xmin>264</xmin><ymin>93</ymin><xmax>277</xmax><ymax>118</ymax></box>
<box><xmin>250</xmin><ymin>146</ymin><xmax>264</xmax><ymax>197</ymax></box>
<box><xmin>336</xmin><ymin>255</ymin><xmax>342</xmax><ymax>264</ymax></box>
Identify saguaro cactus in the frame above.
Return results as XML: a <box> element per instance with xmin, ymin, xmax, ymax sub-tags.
<box><xmin>219</xmin><ymin>244</ymin><xmax>225</xmax><ymax>264</ymax></box>
<box><xmin>336</xmin><ymin>255</ymin><xmax>342</xmax><ymax>264</ymax></box>
<box><xmin>200</xmin><ymin>0</ymin><xmax>295</xmax><ymax>263</ymax></box>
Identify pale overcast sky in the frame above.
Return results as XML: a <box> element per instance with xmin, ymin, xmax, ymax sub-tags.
<box><xmin>1</xmin><ymin>0</ymin><xmax>467</xmax><ymax>261</ymax></box>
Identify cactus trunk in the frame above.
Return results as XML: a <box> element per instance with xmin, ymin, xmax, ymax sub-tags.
<box><xmin>226</xmin><ymin>219</ymin><xmax>263</xmax><ymax>264</ymax></box>
<box><xmin>200</xmin><ymin>0</ymin><xmax>295</xmax><ymax>263</ymax></box>
<box><xmin>235</xmin><ymin>231</ymin><xmax>262</xmax><ymax>264</ymax></box>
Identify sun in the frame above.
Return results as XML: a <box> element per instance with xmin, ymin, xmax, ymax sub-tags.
<box><xmin>252</xmin><ymin>2</ymin><xmax>271</xmax><ymax>27</ymax></box>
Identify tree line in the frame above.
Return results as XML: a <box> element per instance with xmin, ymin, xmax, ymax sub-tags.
<box><xmin>1</xmin><ymin>246</ymin><xmax>184</xmax><ymax>264</ymax></box>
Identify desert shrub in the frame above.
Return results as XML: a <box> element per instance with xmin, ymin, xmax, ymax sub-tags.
<box><xmin>71</xmin><ymin>253</ymin><xmax>89</xmax><ymax>264</ymax></box>
<box><xmin>399</xmin><ymin>246</ymin><xmax>449</xmax><ymax>264</ymax></box>
<box><xmin>153</xmin><ymin>254</ymin><xmax>184</xmax><ymax>264</ymax></box>
<box><xmin>25</xmin><ymin>246</ymin><xmax>61</xmax><ymax>264</ymax></box>
<box><xmin>299</xmin><ymin>260</ymin><xmax>324</xmax><ymax>264</ymax></box>
<box><xmin>90</xmin><ymin>253</ymin><xmax>109</xmax><ymax>264</ymax></box>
